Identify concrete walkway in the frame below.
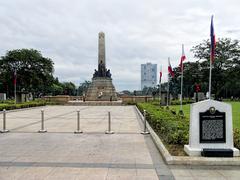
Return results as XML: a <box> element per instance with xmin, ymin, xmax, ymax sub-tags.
<box><xmin>0</xmin><ymin>106</ymin><xmax>173</xmax><ymax>180</ymax></box>
<box><xmin>1</xmin><ymin>106</ymin><xmax>240</xmax><ymax>180</ymax></box>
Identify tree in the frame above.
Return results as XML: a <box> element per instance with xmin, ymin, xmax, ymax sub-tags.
<box><xmin>78</xmin><ymin>81</ymin><xmax>91</xmax><ymax>96</ymax></box>
<box><xmin>190</xmin><ymin>38</ymin><xmax>240</xmax><ymax>98</ymax></box>
<box><xmin>0</xmin><ymin>49</ymin><xmax>54</xmax><ymax>97</ymax></box>
<box><xmin>62</xmin><ymin>82</ymin><xmax>76</xmax><ymax>95</ymax></box>
<box><xmin>50</xmin><ymin>78</ymin><xmax>64</xmax><ymax>96</ymax></box>
<box><xmin>51</xmin><ymin>84</ymin><xmax>64</xmax><ymax>95</ymax></box>
<box><xmin>168</xmin><ymin>38</ymin><xmax>240</xmax><ymax>99</ymax></box>
<box><xmin>142</xmin><ymin>86</ymin><xmax>158</xmax><ymax>96</ymax></box>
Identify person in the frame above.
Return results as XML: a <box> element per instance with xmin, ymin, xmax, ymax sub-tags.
<box><xmin>98</xmin><ymin>92</ymin><xmax>103</xmax><ymax>98</ymax></box>
<box><xmin>106</xmin><ymin>69</ymin><xmax>111</xmax><ymax>78</ymax></box>
<box><xmin>93</xmin><ymin>69</ymin><xmax>98</xmax><ymax>78</ymax></box>
<box><xmin>83</xmin><ymin>93</ymin><xmax>86</xmax><ymax>102</ymax></box>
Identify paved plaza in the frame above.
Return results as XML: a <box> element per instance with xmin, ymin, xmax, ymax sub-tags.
<box><xmin>0</xmin><ymin>106</ymin><xmax>240</xmax><ymax>180</ymax></box>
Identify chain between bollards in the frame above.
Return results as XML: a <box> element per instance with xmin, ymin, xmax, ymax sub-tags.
<box><xmin>74</xmin><ymin>110</ymin><xmax>83</xmax><ymax>134</ymax></box>
<box><xmin>105</xmin><ymin>111</ymin><xmax>114</xmax><ymax>134</ymax></box>
<box><xmin>0</xmin><ymin>109</ymin><xmax>9</xmax><ymax>133</ymax></box>
<box><xmin>141</xmin><ymin>109</ymin><xmax>150</xmax><ymax>135</ymax></box>
<box><xmin>38</xmin><ymin>109</ymin><xmax>47</xmax><ymax>133</ymax></box>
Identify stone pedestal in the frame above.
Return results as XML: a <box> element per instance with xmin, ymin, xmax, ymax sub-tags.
<box><xmin>0</xmin><ymin>93</ymin><xmax>6</xmax><ymax>101</ymax></box>
<box><xmin>16</xmin><ymin>92</ymin><xmax>30</xmax><ymax>103</ymax></box>
<box><xmin>86</xmin><ymin>77</ymin><xmax>117</xmax><ymax>101</ymax></box>
<box><xmin>161</xmin><ymin>92</ymin><xmax>172</xmax><ymax>106</ymax></box>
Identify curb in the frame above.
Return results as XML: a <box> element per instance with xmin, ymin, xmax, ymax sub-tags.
<box><xmin>135</xmin><ymin>106</ymin><xmax>240</xmax><ymax>166</ymax></box>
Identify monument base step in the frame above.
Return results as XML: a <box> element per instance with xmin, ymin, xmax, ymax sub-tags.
<box><xmin>67</xmin><ymin>100</ymin><xmax>123</xmax><ymax>106</ymax></box>
<box><xmin>184</xmin><ymin>145</ymin><xmax>239</xmax><ymax>157</ymax></box>
<box><xmin>201</xmin><ymin>148</ymin><xmax>233</xmax><ymax>157</ymax></box>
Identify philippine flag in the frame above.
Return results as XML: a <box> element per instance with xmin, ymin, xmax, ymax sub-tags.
<box><xmin>159</xmin><ymin>66</ymin><xmax>162</xmax><ymax>82</ymax></box>
<box><xmin>168</xmin><ymin>59</ymin><xmax>174</xmax><ymax>78</ymax></box>
<box><xmin>179</xmin><ymin>54</ymin><xmax>186</xmax><ymax>72</ymax></box>
<box><xmin>210</xmin><ymin>15</ymin><xmax>216</xmax><ymax>64</ymax></box>
<box><xmin>13</xmin><ymin>70</ymin><xmax>17</xmax><ymax>86</ymax></box>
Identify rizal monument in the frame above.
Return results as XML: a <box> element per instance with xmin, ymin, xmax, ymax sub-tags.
<box><xmin>85</xmin><ymin>32</ymin><xmax>117</xmax><ymax>101</ymax></box>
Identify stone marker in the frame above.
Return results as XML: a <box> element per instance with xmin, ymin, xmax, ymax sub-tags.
<box><xmin>160</xmin><ymin>91</ymin><xmax>172</xmax><ymax>106</ymax></box>
<box><xmin>0</xmin><ymin>93</ymin><xmax>6</xmax><ymax>101</ymax></box>
<box><xmin>193</xmin><ymin>92</ymin><xmax>206</xmax><ymax>102</ymax></box>
<box><xmin>86</xmin><ymin>32</ymin><xmax>117</xmax><ymax>101</ymax></box>
<box><xmin>184</xmin><ymin>99</ymin><xmax>239</xmax><ymax>157</ymax></box>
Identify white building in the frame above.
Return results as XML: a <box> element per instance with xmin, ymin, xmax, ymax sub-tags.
<box><xmin>141</xmin><ymin>63</ymin><xmax>157</xmax><ymax>90</ymax></box>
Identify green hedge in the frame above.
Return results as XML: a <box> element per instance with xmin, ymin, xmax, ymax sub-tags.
<box><xmin>170</xmin><ymin>99</ymin><xmax>194</xmax><ymax>105</ymax></box>
<box><xmin>137</xmin><ymin>103</ymin><xmax>189</xmax><ymax>145</ymax></box>
<box><xmin>234</xmin><ymin>128</ymin><xmax>240</xmax><ymax>150</ymax></box>
<box><xmin>149</xmin><ymin>99</ymin><xmax>193</xmax><ymax>106</ymax></box>
<box><xmin>137</xmin><ymin>102</ymin><xmax>240</xmax><ymax>150</ymax></box>
<box><xmin>0</xmin><ymin>101</ymin><xmax>46</xmax><ymax>111</ymax></box>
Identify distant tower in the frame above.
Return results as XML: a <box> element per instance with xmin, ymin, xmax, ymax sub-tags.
<box><xmin>141</xmin><ymin>63</ymin><xmax>157</xmax><ymax>90</ymax></box>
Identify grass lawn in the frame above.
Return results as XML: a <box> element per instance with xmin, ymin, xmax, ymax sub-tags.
<box><xmin>170</xmin><ymin>101</ymin><xmax>240</xmax><ymax>129</ymax></box>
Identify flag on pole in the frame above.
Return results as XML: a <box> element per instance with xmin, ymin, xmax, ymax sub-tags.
<box><xmin>168</xmin><ymin>59</ymin><xmax>174</xmax><ymax>78</ymax></box>
<box><xmin>210</xmin><ymin>15</ymin><xmax>216</xmax><ymax>64</ymax></box>
<box><xmin>159</xmin><ymin>66</ymin><xmax>162</xmax><ymax>82</ymax></box>
<box><xmin>13</xmin><ymin>70</ymin><xmax>17</xmax><ymax>86</ymax></box>
<box><xmin>179</xmin><ymin>45</ymin><xmax>186</xmax><ymax>72</ymax></box>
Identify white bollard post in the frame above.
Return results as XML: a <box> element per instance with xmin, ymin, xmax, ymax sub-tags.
<box><xmin>141</xmin><ymin>110</ymin><xmax>150</xmax><ymax>135</ymax></box>
<box><xmin>38</xmin><ymin>109</ymin><xmax>47</xmax><ymax>133</ymax></box>
<box><xmin>105</xmin><ymin>111</ymin><xmax>114</xmax><ymax>134</ymax></box>
<box><xmin>74</xmin><ymin>110</ymin><xmax>83</xmax><ymax>134</ymax></box>
<box><xmin>0</xmin><ymin>109</ymin><xmax>9</xmax><ymax>133</ymax></box>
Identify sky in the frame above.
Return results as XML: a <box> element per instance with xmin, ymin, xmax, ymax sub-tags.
<box><xmin>0</xmin><ymin>0</ymin><xmax>240</xmax><ymax>91</ymax></box>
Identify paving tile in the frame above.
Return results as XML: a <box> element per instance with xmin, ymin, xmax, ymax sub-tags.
<box><xmin>158</xmin><ymin>175</ymin><xmax>175</xmax><ymax>180</ymax></box>
<box><xmin>136</xmin><ymin>169</ymin><xmax>158</xmax><ymax>177</ymax></box>
<box><xmin>174</xmin><ymin>177</ymin><xmax>194</xmax><ymax>180</ymax></box>
<box><xmin>218</xmin><ymin>170</ymin><xmax>240</xmax><ymax>178</ymax></box>
<box><xmin>156</xmin><ymin>167</ymin><xmax>172</xmax><ymax>176</ymax></box>
<box><xmin>107</xmin><ymin>168</ymin><xmax>137</xmax><ymax>176</ymax></box>
<box><xmin>171</xmin><ymin>169</ymin><xmax>192</xmax><ymax>177</ymax></box>
<box><xmin>190</xmin><ymin>169</ymin><xmax>223</xmax><ymax>178</ymax></box>
<box><xmin>106</xmin><ymin>175</ymin><xmax>138</xmax><ymax>180</ymax></box>
<box><xmin>3</xmin><ymin>105</ymin><xmax>239</xmax><ymax>180</ymax></box>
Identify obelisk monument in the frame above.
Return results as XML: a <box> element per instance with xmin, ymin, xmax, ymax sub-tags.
<box><xmin>98</xmin><ymin>32</ymin><xmax>105</xmax><ymax>66</ymax></box>
<box><xmin>85</xmin><ymin>32</ymin><xmax>117</xmax><ymax>101</ymax></box>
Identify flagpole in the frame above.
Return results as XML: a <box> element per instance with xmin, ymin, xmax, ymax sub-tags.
<box><xmin>159</xmin><ymin>65</ymin><xmax>162</xmax><ymax>106</ymax></box>
<box><xmin>180</xmin><ymin>45</ymin><xmax>184</xmax><ymax>111</ymax></box>
<box><xmin>14</xmin><ymin>69</ymin><xmax>17</xmax><ymax>104</ymax></box>
<box><xmin>209</xmin><ymin>58</ymin><xmax>212</xmax><ymax>99</ymax></box>
<box><xmin>167</xmin><ymin>58</ymin><xmax>170</xmax><ymax>107</ymax></box>
<box><xmin>209</xmin><ymin>15</ymin><xmax>215</xmax><ymax>100</ymax></box>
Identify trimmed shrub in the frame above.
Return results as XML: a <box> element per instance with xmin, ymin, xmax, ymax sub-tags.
<box><xmin>137</xmin><ymin>102</ymin><xmax>240</xmax><ymax>155</ymax></box>
<box><xmin>234</xmin><ymin>128</ymin><xmax>240</xmax><ymax>150</ymax></box>
<box><xmin>171</xmin><ymin>99</ymin><xmax>194</xmax><ymax>105</ymax></box>
<box><xmin>0</xmin><ymin>101</ymin><xmax>46</xmax><ymax>111</ymax></box>
<box><xmin>137</xmin><ymin>102</ymin><xmax>189</xmax><ymax>145</ymax></box>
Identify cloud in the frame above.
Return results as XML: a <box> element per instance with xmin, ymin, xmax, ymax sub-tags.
<box><xmin>226</xmin><ymin>29</ymin><xmax>240</xmax><ymax>34</ymax></box>
<box><xmin>0</xmin><ymin>0</ymin><xmax>240</xmax><ymax>90</ymax></box>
